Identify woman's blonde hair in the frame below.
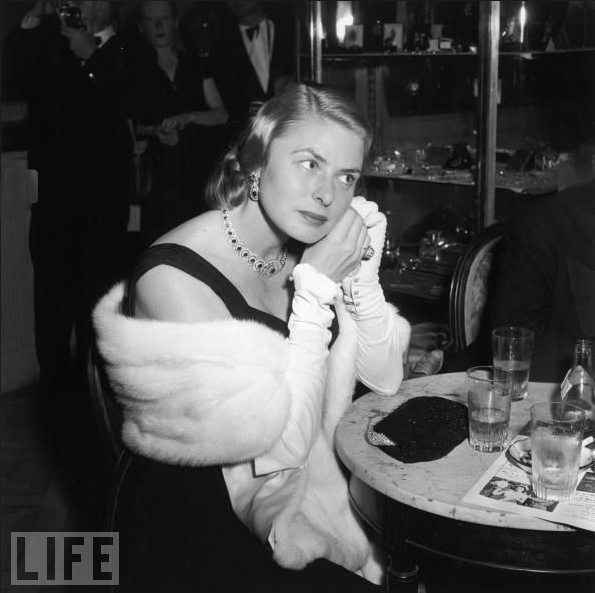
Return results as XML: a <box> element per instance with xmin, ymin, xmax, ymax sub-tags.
<box><xmin>205</xmin><ymin>82</ymin><xmax>373</xmax><ymax>209</ymax></box>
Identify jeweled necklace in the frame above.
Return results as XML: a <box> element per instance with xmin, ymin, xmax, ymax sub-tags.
<box><xmin>221</xmin><ymin>209</ymin><xmax>288</xmax><ymax>277</ymax></box>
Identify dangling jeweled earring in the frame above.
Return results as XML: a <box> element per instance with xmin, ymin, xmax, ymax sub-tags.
<box><xmin>249</xmin><ymin>172</ymin><xmax>260</xmax><ymax>201</ymax></box>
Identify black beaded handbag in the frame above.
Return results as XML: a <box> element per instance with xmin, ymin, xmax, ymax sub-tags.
<box><xmin>367</xmin><ymin>396</ymin><xmax>468</xmax><ymax>463</ymax></box>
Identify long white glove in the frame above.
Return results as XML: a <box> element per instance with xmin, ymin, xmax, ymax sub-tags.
<box><xmin>253</xmin><ymin>263</ymin><xmax>339</xmax><ymax>476</ymax></box>
<box><xmin>341</xmin><ymin>197</ymin><xmax>410</xmax><ymax>395</ymax></box>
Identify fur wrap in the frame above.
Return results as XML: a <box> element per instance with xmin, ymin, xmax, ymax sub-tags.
<box><xmin>93</xmin><ymin>282</ymin><xmax>408</xmax><ymax>580</ymax></box>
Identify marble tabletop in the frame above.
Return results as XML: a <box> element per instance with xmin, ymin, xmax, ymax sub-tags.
<box><xmin>335</xmin><ymin>372</ymin><xmax>575</xmax><ymax>533</ymax></box>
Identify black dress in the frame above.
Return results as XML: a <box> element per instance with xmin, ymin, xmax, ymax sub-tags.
<box><xmin>127</xmin><ymin>47</ymin><xmax>226</xmax><ymax>242</ymax></box>
<box><xmin>112</xmin><ymin>244</ymin><xmax>379</xmax><ymax>592</ymax></box>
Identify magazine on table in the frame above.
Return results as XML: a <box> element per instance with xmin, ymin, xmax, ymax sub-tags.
<box><xmin>462</xmin><ymin>435</ymin><xmax>595</xmax><ymax>532</ymax></box>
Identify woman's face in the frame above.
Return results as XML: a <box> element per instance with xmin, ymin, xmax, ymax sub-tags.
<box><xmin>258</xmin><ymin>117</ymin><xmax>365</xmax><ymax>244</ymax></box>
<box><xmin>140</xmin><ymin>1</ymin><xmax>175</xmax><ymax>48</ymax></box>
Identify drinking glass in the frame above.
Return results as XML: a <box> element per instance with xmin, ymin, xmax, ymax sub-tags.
<box><xmin>492</xmin><ymin>326</ymin><xmax>534</xmax><ymax>401</ymax></box>
<box><xmin>530</xmin><ymin>402</ymin><xmax>585</xmax><ymax>501</ymax></box>
<box><xmin>466</xmin><ymin>366</ymin><xmax>513</xmax><ymax>452</ymax></box>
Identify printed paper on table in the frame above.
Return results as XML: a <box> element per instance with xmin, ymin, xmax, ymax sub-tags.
<box><xmin>462</xmin><ymin>436</ymin><xmax>595</xmax><ymax>532</ymax></box>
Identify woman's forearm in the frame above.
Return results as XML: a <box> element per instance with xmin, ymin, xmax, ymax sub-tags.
<box><xmin>253</xmin><ymin>264</ymin><xmax>337</xmax><ymax>475</ymax></box>
<box><xmin>181</xmin><ymin>109</ymin><xmax>228</xmax><ymax>127</ymax></box>
<box><xmin>343</xmin><ymin>278</ymin><xmax>410</xmax><ymax>395</ymax></box>
<box><xmin>341</xmin><ymin>198</ymin><xmax>411</xmax><ymax>395</ymax></box>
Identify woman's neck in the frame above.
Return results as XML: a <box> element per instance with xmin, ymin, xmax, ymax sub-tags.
<box><xmin>231</xmin><ymin>201</ymin><xmax>287</xmax><ymax>262</ymax></box>
<box><xmin>154</xmin><ymin>46</ymin><xmax>177</xmax><ymax>80</ymax></box>
<box><xmin>155</xmin><ymin>45</ymin><xmax>177</xmax><ymax>63</ymax></box>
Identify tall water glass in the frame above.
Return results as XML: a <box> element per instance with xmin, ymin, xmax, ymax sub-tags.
<box><xmin>530</xmin><ymin>402</ymin><xmax>585</xmax><ymax>501</ymax></box>
<box><xmin>467</xmin><ymin>366</ymin><xmax>513</xmax><ymax>452</ymax></box>
<box><xmin>492</xmin><ymin>326</ymin><xmax>534</xmax><ymax>401</ymax></box>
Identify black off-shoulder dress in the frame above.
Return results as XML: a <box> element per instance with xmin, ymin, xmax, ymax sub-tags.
<box><xmin>110</xmin><ymin>243</ymin><xmax>378</xmax><ymax>592</ymax></box>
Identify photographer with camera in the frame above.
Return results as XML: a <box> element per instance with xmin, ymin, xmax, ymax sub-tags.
<box><xmin>21</xmin><ymin>1</ymin><xmax>114</xmax><ymax>59</ymax></box>
<box><xmin>6</xmin><ymin>1</ymin><xmax>133</xmax><ymax>528</ymax></box>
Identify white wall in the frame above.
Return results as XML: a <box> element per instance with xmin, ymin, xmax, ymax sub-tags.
<box><xmin>1</xmin><ymin>151</ymin><xmax>39</xmax><ymax>393</ymax></box>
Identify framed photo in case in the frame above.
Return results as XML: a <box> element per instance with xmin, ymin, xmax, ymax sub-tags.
<box><xmin>383</xmin><ymin>23</ymin><xmax>403</xmax><ymax>51</ymax></box>
<box><xmin>344</xmin><ymin>24</ymin><xmax>364</xmax><ymax>49</ymax></box>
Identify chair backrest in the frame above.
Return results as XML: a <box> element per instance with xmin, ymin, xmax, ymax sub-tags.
<box><xmin>87</xmin><ymin>345</ymin><xmax>125</xmax><ymax>470</ymax></box>
<box><xmin>449</xmin><ymin>222</ymin><xmax>505</xmax><ymax>353</ymax></box>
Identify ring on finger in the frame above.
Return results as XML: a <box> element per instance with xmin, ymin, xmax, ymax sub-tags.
<box><xmin>362</xmin><ymin>245</ymin><xmax>375</xmax><ymax>261</ymax></box>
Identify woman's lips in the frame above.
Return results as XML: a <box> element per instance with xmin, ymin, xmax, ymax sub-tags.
<box><xmin>299</xmin><ymin>210</ymin><xmax>328</xmax><ymax>225</ymax></box>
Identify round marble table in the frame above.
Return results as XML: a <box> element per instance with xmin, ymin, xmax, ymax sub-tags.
<box><xmin>336</xmin><ymin>373</ymin><xmax>595</xmax><ymax>591</ymax></box>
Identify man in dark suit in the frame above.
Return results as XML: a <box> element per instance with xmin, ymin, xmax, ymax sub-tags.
<box><xmin>210</xmin><ymin>1</ymin><xmax>295</xmax><ymax>141</ymax></box>
<box><xmin>6</xmin><ymin>0</ymin><xmax>132</xmax><ymax>526</ymax></box>
<box><xmin>11</xmin><ymin>1</ymin><xmax>131</xmax><ymax>395</ymax></box>
<box><xmin>491</xmin><ymin>175</ymin><xmax>595</xmax><ymax>382</ymax></box>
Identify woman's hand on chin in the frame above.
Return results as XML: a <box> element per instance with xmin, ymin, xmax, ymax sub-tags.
<box><xmin>300</xmin><ymin>207</ymin><xmax>368</xmax><ymax>283</ymax></box>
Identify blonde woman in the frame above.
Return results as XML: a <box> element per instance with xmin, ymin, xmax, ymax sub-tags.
<box><xmin>94</xmin><ymin>82</ymin><xmax>411</xmax><ymax>591</ymax></box>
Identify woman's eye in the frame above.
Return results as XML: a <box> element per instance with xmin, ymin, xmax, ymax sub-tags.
<box><xmin>300</xmin><ymin>160</ymin><xmax>318</xmax><ymax>171</ymax></box>
<box><xmin>338</xmin><ymin>173</ymin><xmax>357</xmax><ymax>186</ymax></box>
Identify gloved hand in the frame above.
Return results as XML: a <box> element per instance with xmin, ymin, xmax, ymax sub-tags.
<box><xmin>348</xmin><ymin>196</ymin><xmax>386</xmax><ymax>284</ymax></box>
<box><xmin>341</xmin><ymin>196</ymin><xmax>386</xmax><ymax>318</ymax></box>
<box><xmin>341</xmin><ymin>197</ymin><xmax>409</xmax><ymax>395</ymax></box>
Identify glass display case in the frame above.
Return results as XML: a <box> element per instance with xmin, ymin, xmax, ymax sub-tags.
<box><xmin>299</xmin><ymin>1</ymin><xmax>595</xmax><ymax>302</ymax></box>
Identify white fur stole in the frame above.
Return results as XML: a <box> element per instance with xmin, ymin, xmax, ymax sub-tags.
<box><xmin>93</xmin><ymin>283</ymin><xmax>377</xmax><ymax>578</ymax></box>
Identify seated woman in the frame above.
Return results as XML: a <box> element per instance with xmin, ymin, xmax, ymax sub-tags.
<box><xmin>93</xmin><ymin>82</ymin><xmax>411</xmax><ymax>592</ymax></box>
<box><xmin>128</xmin><ymin>0</ymin><xmax>228</xmax><ymax>243</ymax></box>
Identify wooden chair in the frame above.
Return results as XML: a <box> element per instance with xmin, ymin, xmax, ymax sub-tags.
<box><xmin>87</xmin><ymin>345</ymin><xmax>125</xmax><ymax>470</ymax></box>
<box><xmin>87</xmin><ymin>344</ymin><xmax>133</xmax><ymax>552</ymax></box>
<box><xmin>448</xmin><ymin>222</ymin><xmax>506</xmax><ymax>354</ymax></box>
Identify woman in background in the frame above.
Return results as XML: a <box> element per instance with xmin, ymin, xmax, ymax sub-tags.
<box><xmin>94</xmin><ymin>83</ymin><xmax>411</xmax><ymax>591</ymax></box>
<box><xmin>128</xmin><ymin>0</ymin><xmax>228</xmax><ymax>244</ymax></box>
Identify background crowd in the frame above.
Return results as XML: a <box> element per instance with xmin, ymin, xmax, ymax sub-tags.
<box><xmin>1</xmin><ymin>0</ymin><xmax>593</xmax><ymax>546</ymax></box>
<box><xmin>1</xmin><ymin>0</ymin><xmax>296</xmax><ymax>528</ymax></box>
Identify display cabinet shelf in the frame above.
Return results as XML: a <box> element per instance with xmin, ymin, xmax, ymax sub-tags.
<box><xmin>363</xmin><ymin>168</ymin><xmax>558</xmax><ymax>195</ymax></box>
<box><xmin>301</xmin><ymin>0</ymin><xmax>594</xmax><ymax>302</ymax></box>
<box><xmin>313</xmin><ymin>52</ymin><xmax>478</xmax><ymax>58</ymax></box>
<box><xmin>311</xmin><ymin>47</ymin><xmax>595</xmax><ymax>59</ymax></box>
<box><xmin>379</xmin><ymin>268</ymin><xmax>452</xmax><ymax>302</ymax></box>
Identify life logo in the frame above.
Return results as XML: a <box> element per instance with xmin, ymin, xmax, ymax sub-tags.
<box><xmin>11</xmin><ymin>532</ymin><xmax>119</xmax><ymax>586</ymax></box>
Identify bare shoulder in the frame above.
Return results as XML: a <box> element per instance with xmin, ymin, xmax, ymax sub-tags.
<box><xmin>134</xmin><ymin>266</ymin><xmax>230</xmax><ymax>323</ymax></box>
<box><xmin>134</xmin><ymin>211</ymin><xmax>231</xmax><ymax>323</ymax></box>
